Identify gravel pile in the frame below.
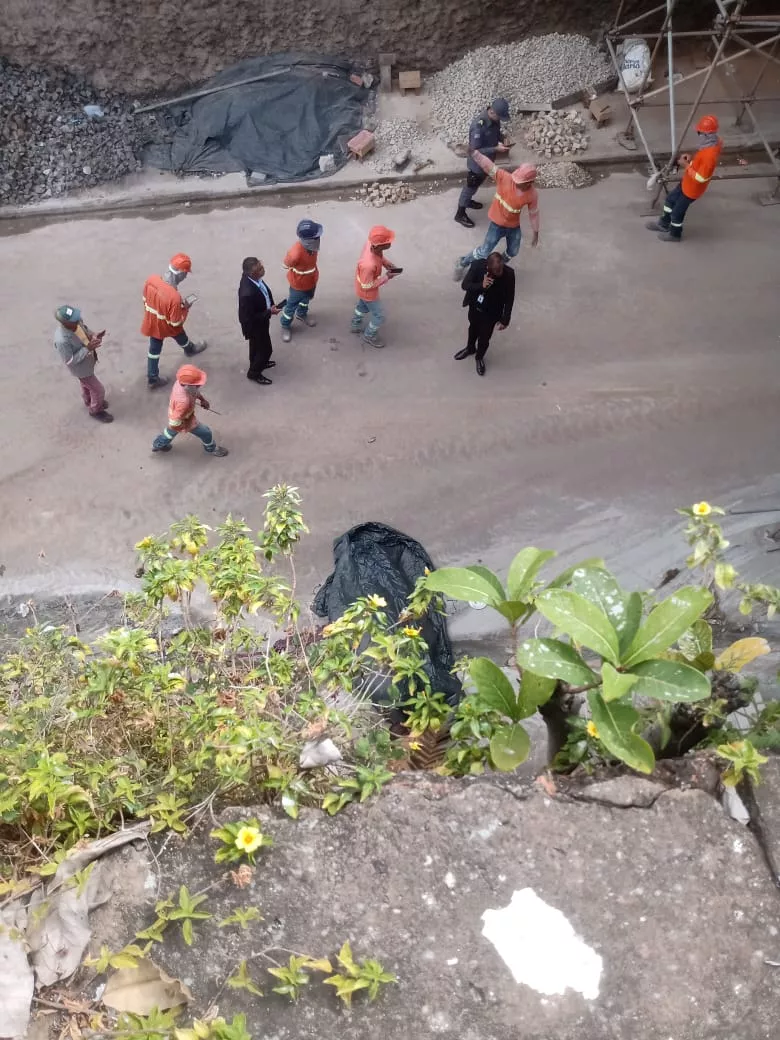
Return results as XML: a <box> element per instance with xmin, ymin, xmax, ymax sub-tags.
<box><xmin>535</xmin><ymin>162</ymin><xmax>593</xmax><ymax>190</ymax></box>
<box><xmin>0</xmin><ymin>58</ymin><xmax>163</xmax><ymax>206</ymax></box>
<box><xmin>355</xmin><ymin>181</ymin><xmax>418</xmax><ymax>206</ymax></box>
<box><xmin>524</xmin><ymin>110</ymin><xmax>590</xmax><ymax>158</ymax></box>
<box><xmin>369</xmin><ymin>119</ymin><xmax>429</xmax><ymax>173</ymax></box>
<box><xmin>427</xmin><ymin>34</ymin><xmax>611</xmax><ymax>144</ymax></box>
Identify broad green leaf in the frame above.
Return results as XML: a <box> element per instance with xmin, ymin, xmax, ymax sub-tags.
<box><xmin>601</xmin><ymin>662</ymin><xmax>637</xmax><ymax>703</ymax></box>
<box><xmin>495</xmin><ymin>600</ymin><xmax>534</xmax><ymax>625</ymax></box>
<box><xmin>618</xmin><ymin>592</ymin><xmax>643</xmax><ymax>656</ymax></box>
<box><xmin>489</xmin><ymin>724</ymin><xmax>531</xmax><ymax>771</ymax></box>
<box><xmin>424</xmin><ymin>566</ymin><xmax>505</xmax><ymax>607</ymax></box>
<box><xmin>622</xmin><ymin>587</ymin><xmax>713</xmax><ymax>668</ymax></box>
<box><xmin>546</xmin><ymin>557</ymin><xmax>605</xmax><ymax>590</ymax></box>
<box><xmin>714</xmin><ymin>637</ymin><xmax>771</xmax><ymax>674</ymax></box>
<box><xmin>628</xmin><ymin>658</ymin><xmax>711</xmax><ymax>703</ymax></box>
<box><xmin>469</xmin><ymin>657</ymin><xmax>519</xmax><ymax>720</ymax></box>
<box><xmin>571</xmin><ymin>567</ymin><xmax>635</xmax><ymax>647</ymax></box>
<box><xmin>587</xmin><ymin>691</ymin><xmax>655</xmax><ymax>774</ymax></box>
<box><xmin>517</xmin><ymin>671</ymin><xmax>557</xmax><ymax>718</ymax></box>
<box><xmin>516</xmin><ymin>638</ymin><xmax>597</xmax><ymax>686</ymax></box>
<box><xmin>507</xmin><ymin>548</ymin><xmax>557</xmax><ymax>602</ymax></box>
<box><xmin>535</xmin><ymin>589</ymin><xmax>620</xmax><ymax>665</ymax></box>
<box><xmin>677</xmin><ymin>620</ymin><xmax>713</xmax><ymax>661</ymax></box>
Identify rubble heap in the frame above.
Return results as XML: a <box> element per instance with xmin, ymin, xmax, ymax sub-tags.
<box><xmin>0</xmin><ymin>58</ymin><xmax>163</xmax><ymax>206</ymax></box>
<box><xmin>369</xmin><ymin>119</ymin><xmax>428</xmax><ymax>173</ymax></box>
<box><xmin>356</xmin><ymin>181</ymin><xmax>418</xmax><ymax>206</ymax></box>
<box><xmin>535</xmin><ymin>162</ymin><xmax>593</xmax><ymax>190</ymax></box>
<box><xmin>427</xmin><ymin>34</ymin><xmax>611</xmax><ymax>144</ymax></box>
<box><xmin>524</xmin><ymin>110</ymin><xmax>590</xmax><ymax>158</ymax></box>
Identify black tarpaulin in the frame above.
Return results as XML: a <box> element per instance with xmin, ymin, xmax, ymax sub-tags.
<box><xmin>144</xmin><ymin>54</ymin><xmax>368</xmax><ymax>182</ymax></box>
<box><xmin>313</xmin><ymin>523</ymin><xmax>463</xmax><ymax>709</ymax></box>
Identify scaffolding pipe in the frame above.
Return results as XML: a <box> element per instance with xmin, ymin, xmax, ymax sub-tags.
<box><xmin>667</xmin><ymin>0</ymin><xmax>676</xmax><ymax>155</ymax></box>
<box><xmin>736</xmin><ymin>37</ymin><xmax>779</xmax><ymax>125</ymax></box>
<box><xmin>604</xmin><ymin>35</ymin><xmax>662</xmax><ymax>175</ymax></box>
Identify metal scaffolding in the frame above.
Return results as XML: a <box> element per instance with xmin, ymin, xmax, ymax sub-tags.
<box><xmin>605</xmin><ymin>0</ymin><xmax>780</xmax><ymax>207</ymax></box>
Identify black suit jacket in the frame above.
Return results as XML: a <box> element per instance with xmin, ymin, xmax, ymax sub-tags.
<box><xmin>238</xmin><ymin>274</ymin><xmax>275</xmax><ymax>340</ymax></box>
<box><xmin>461</xmin><ymin>259</ymin><xmax>515</xmax><ymax>326</ymax></box>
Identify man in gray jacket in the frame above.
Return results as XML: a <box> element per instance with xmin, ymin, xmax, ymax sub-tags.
<box><xmin>54</xmin><ymin>305</ymin><xmax>113</xmax><ymax>423</ymax></box>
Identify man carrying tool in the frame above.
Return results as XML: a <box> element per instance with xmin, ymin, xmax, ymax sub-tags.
<box><xmin>142</xmin><ymin>253</ymin><xmax>207</xmax><ymax>390</ymax></box>
<box><xmin>54</xmin><ymin>304</ymin><xmax>113</xmax><ymax>423</ymax></box>
<box><xmin>454</xmin><ymin>151</ymin><xmax>539</xmax><ymax>277</ymax></box>
<box><xmin>151</xmin><ymin>364</ymin><xmax>228</xmax><ymax>457</ymax></box>
<box><xmin>454</xmin><ymin>97</ymin><xmax>512</xmax><ymax>229</ymax></box>
<box><xmin>646</xmin><ymin>114</ymin><xmax>723</xmax><ymax>243</ymax></box>
<box><xmin>280</xmin><ymin>218</ymin><xmax>323</xmax><ymax>343</ymax></box>
<box><xmin>350</xmin><ymin>225</ymin><xmax>401</xmax><ymax>349</ymax></box>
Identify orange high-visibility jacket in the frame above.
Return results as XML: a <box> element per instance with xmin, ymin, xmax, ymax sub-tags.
<box><xmin>355</xmin><ymin>242</ymin><xmax>393</xmax><ymax>302</ymax></box>
<box><xmin>283</xmin><ymin>242</ymin><xmax>319</xmax><ymax>292</ymax></box>
<box><xmin>167</xmin><ymin>381</ymin><xmax>201</xmax><ymax>434</ymax></box>
<box><xmin>141</xmin><ymin>275</ymin><xmax>187</xmax><ymax>339</ymax></box>
<box><xmin>487</xmin><ymin>169</ymin><xmax>540</xmax><ymax>231</ymax></box>
<box><xmin>681</xmin><ymin>139</ymin><xmax>722</xmax><ymax>200</ymax></box>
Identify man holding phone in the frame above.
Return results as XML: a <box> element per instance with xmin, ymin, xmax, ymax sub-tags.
<box><xmin>54</xmin><ymin>304</ymin><xmax>113</xmax><ymax>422</ymax></box>
<box><xmin>454</xmin><ymin>252</ymin><xmax>515</xmax><ymax>376</ymax></box>
<box><xmin>238</xmin><ymin>256</ymin><xmax>283</xmax><ymax>385</ymax></box>
<box><xmin>350</xmin><ymin>225</ymin><xmax>401</xmax><ymax>348</ymax></box>
<box><xmin>141</xmin><ymin>253</ymin><xmax>207</xmax><ymax>390</ymax></box>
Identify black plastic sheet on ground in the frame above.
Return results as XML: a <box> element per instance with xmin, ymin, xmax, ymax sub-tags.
<box><xmin>144</xmin><ymin>54</ymin><xmax>369</xmax><ymax>182</ymax></box>
<box><xmin>313</xmin><ymin>523</ymin><xmax>463</xmax><ymax>710</ymax></box>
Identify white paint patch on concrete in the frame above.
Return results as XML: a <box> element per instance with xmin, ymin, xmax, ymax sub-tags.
<box><xmin>481</xmin><ymin>887</ymin><xmax>603</xmax><ymax>1000</ymax></box>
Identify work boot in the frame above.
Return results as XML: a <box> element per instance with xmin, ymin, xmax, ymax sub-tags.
<box><xmin>454</xmin><ymin>207</ymin><xmax>475</xmax><ymax>229</ymax></box>
<box><xmin>90</xmin><ymin>410</ymin><xmax>114</xmax><ymax>423</ymax></box>
<box><xmin>152</xmin><ymin>444</ymin><xmax>172</xmax><ymax>453</ymax></box>
<box><xmin>296</xmin><ymin>312</ymin><xmax>317</xmax><ymax>327</ymax></box>
<box><xmin>184</xmin><ymin>340</ymin><xmax>208</xmax><ymax>356</ymax></box>
<box><xmin>645</xmin><ymin>220</ymin><xmax>668</xmax><ymax>232</ymax></box>
<box><xmin>211</xmin><ymin>446</ymin><xmax>229</xmax><ymax>457</ymax></box>
<box><xmin>281</xmin><ymin>328</ymin><xmax>292</xmax><ymax>342</ymax></box>
<box><xmin>148</xmin><ymin>376</ymin><xmax>169</xmax><ymax>390</ymax></box>
<box><xmin>454</xmin><ymin>348</ymin><xmax>476</xmax><ymax>360</ymax></box>
<box><xmin>363</xmin><ymin>332</ymin><xmax>385</xmax><ymax>348</ymax></box>
<box><xmin>659</xmin><ymin>233</ymin><xmax>681</xmax><ymax>243</ymax></box>
<box><xmin>476</xmin><ymin>358</ymin><xmax>486</xmax><ymax>376</ymax></box>
<box><xmin>466</xmin><ymin>200</ymin><xmax>483</xmax><ymax>210</ymax></box>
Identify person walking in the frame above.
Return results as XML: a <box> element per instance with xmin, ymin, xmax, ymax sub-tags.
<box><xmin>454</xmin><ymin>152</ymin><xmax>539</xmax><ymax>278</ymax></box>
<box><xmin>238</xmin><ymin>257</ymin><xmax>281</xmax><ymax>385</ymax></box>
<box><xmin>454</xmin><ymin>252</ymin><xmax>515</xmax><ymax>377</ymax></box>
<box><xmin>280</xmin><ymin>219</ymin><xmax>323</xmax><ymax>343</ymax></box>
<box><xmin>54</xmin><ymin>304</ymin><xmax>113</xmax><ymax>423</ymax></box>
<box><xmin>350</xmin><ymin>225</ymin><xmax>401</xmax><ymax>348</ymax></box>
<box><xmin>151</xmin><ymin>364</ymin><xmax>228</xmax><ymax>457</ymax></box>
<box><xmin>454</xmin><ymin>98</ymin><xmax>511</xmax><ymax>229</ymax></box>
<box><xmin>142</xmin><ymin>253</ymin><xmax>207</xmax><ymax>390</ymax></box>
<box><xmin>646</xmin><ymin>114</ymin><xmax>723</xmax><ymax>243</ymax></box>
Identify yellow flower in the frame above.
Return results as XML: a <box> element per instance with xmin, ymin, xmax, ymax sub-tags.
<box><xmin>402</xmin><ymin>626</ymin><xmax>421</xmax><ymax>638</ymax></box>
<box><xmin>586</xmin><ymin>720</ymin><xmax>599</xmax><ymax>739</ymax></box>
<box><xmin>692</xmin><ymin>501</ymin><xmax>712</xmax><ymax>517</ymax></box>
<box><xmin>235</xmin><ymin>825</ymin><xmax>263</xmax><ymax>854</ymax></box>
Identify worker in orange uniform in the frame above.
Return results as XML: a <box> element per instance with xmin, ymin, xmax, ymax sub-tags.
<box><xmin>454</xmin><ymin>151</ymin><xmax>539</xmax><ymax>277</ymax></box>
<box><xmin>151</xmin><ymin>364</ymin><xmax>228</xmax><ymax>457</ymax></box>
<box><xmin>280</xmin><ymin>218</ymin><xmax>323</xmax><ymax>343</ymax></box>
<box><xmin>646</xmin><ymin>115</ymin><xmax>723</xmax><ymax>243</ymax></box>
<box><xmin>350</xmin><ymin>225</ymin><xmax>401</xmax><ymax>349</ymax></box>
<box><xmin>141</xmin><ymin>253</ymin><xmax>207</xmax><ymax>389</ymax></box>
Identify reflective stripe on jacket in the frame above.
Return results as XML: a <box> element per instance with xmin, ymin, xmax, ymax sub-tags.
<box><xmin>354</xmin><ymin>241</ymin><xmax>391</xmax><ymax>302</ymax></box>
<box><xmin>283</xmin><ymin>241</ymin><xmax>319</xmax><ymax>291</ymax></box>
<box><xmin>681</xmin><ymin>140</ymin><xmax>722</xmax><ymax>200</ymax></box>
<box><xmin>167</xmin><ymin>380</ymin><xmax>198</xmax><ymax>433</ymax></box>
<box><xmin>488</xmin><ymin>169</ymin><xmax>540</xmax><ymax>231</ymax></box>
<box><xmin>141</xmin><ymin>274</ymin><xmax>187</xmax><ymax>339</ymax></box>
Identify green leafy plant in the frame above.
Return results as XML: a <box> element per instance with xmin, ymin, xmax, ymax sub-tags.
<box><xmin>267</xmin><ymin>955</ymin><xmax>321</xmax><ymax>1001</ymax></box>
<box><xmin>323</xmin><ymin>941</ymin><xmax>396</xmax><ymax>1006</ymax></box>
<box><xmin>219</xmin><ymin>906</ymin><xmax>263</xmax><ymax>930</ymax></box>
<box><xmin>226</xmin><ymin>960</ymin><xmax>264</xmax><ymax>997</ymax></box>
<box><xmin>210</xmin><ymin>820</ymin><xmax>274</xmax><ymax>864</ymax></box>
<box><xmin>167</xmin><ymin>885</ymin><xmax>212</xmax><ymax>946</ymax></box>
<box><xmin>715</xmin><ymin>739</ymin><xmax>769</xmax><ymax>787</ymax></box>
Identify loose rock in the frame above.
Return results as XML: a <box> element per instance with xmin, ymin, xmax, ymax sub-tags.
<box><xmin>524</xmin><ymin>109</ymin><xmax>590</xmax><ymax>158</ymax></box>
<box><xmin>535</xmin><ymin>161</ymin><xmax>593</xmax><ymax>190</ymax></box>
<box><xmin>355</xmin><ymin>181</ymin><xmax>418</xmax><ymax>206</ymax></box>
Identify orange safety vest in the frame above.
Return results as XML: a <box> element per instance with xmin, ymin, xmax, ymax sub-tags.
<box><xmin>681</xmin><ymin>140</ymin><xmax>722</xmax><ymax>200</ymax></box>
<box><xmin>167</xmin><ymin>381</ymin><xmax>198</xmax><ymax>433</ymax></box>
<box><xmin>487</xmin><ymin>169</ymin><xmax>539</xmax><ymax>230</ymax></box>
<box><xmin>355</xmin><ymin>242</ymin><xmax>389</xmax><ymax>302</ymax></box>
<box><xmin>283</xmin><ymin>241</ymin><xmax>319</xmax><ymax>292</ymax></box>
<box><xmin>141</xmin><ymin>275</ymin><xmax>187</xmax><ymax>340</ymax></box>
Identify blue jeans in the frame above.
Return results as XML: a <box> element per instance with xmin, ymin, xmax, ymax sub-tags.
<box><xmin>152</xmin><ymin>422</ymin><xmax>216</xmax><ymax>453</ymax></box>
<box><xmin>351</xmin><ymin>298</ymin><xmax>385</xmax><ymax>338</ymax></box>
<box><xmin>280</xmin><ymin>287</ymin><xmax>315</xmax><ymax>328</ymax></box>
<box><xmin>147</xmin><ymin>332</ymin><xmax>190</xmax><ymax>383</ymax></box>
<box><xmin>659</xmin><ymin>184</ymin><xmax>695</xmax><ymax>239</ymax></box>
<box><xmin>460</xmin><ymin>222</ymin><xmax>522</xmax><ymax>266</ymax></box>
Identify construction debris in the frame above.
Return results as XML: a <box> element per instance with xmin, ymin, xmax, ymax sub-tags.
<box><xmin>369</xmin><ymin>118</ymin><xmax>428</xmax><ymax>173</ymax></box>
<box><xmin>427</xmin><ymin>35</ymin><xmax>612</xmax><ymax>145</ymax></box>
<box><xmin>535</xmin><ymin>162</ymin><xmax>593</xmax><ymax>190</ymax></box>
<box><xmin>524</xmin><ymin>110</ymin><xmax>590</xmax><ymax>158</ymax></box>
<box><xmin>355</xmin><ymin>181</ymin><xmax>418</xmax><ymax>206</ymax></box>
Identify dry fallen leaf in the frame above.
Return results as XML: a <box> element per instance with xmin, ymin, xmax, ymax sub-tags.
<box><xmin>535</xmin><ymin>774</ymin><xmax>557</xmax><ymax>797</ymax></box>
<box><xmin>101</xmin><ymin>958</ymin><xmax>193</xmax><ymax>1015</ymax></box>
<box><xmin>230</xmin><ymin>865</ymin><xmax>254</xmax><ymax>889</ymax></box>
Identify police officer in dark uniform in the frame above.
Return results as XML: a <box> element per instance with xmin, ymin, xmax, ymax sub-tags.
<box><xmin>454</xmin><ymin>97</ymin><xmax>511</xmax><ymax>229</ymax></box>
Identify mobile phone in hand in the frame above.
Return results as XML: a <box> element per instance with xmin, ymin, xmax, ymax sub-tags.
<box><xmin>276</xmin><ymin>298</ymin><xmax>287</xmax><ymax>309</ymax></box>
<box><xmin>185</xmin><ymin>293</ymin><xmax>198</xmax><ymax>305</ymax></box>
<box><xmin>389</xmin><ymin>266</ymin><xmax>403</xmax><ymax>274</ymax></box>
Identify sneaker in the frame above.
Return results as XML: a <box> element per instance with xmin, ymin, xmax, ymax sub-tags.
<box><xmin>90</xmin><ymin>410</ymin><xmax>114</xmax><ymax>423</ymax></box>
<box><xmin>211</xmin><ymin>446</ymin><xmax>229</xmax><ymax>457</ymax></box>
<box><xmin>296</xmin><ymin>313</ymin><xmax>317</xmax><ymax>327</ymax></box>
<box><xmin>184</xmin><ymin>340</ymin><xmax>208</xmax><ymax>356</ymax></box>
<box><xmin>362</xmin><ymin>332</ymin><xmax>385</xmax><ymax>348</ymax></box>
<box><xmin>148</xmin><ymin>376</ymin><xmax>169</xmax><ymax>390</ymax></box>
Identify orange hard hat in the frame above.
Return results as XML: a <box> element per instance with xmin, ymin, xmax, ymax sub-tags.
<box><xmin>511</xmin><ymin>163</ymin><xmax>538</xmax><ymax>185</ymax></box>
<box><xmin>696</xmin><ymin>114</ymin><xmax>718</xmax><ymax>133</ymax></box>
<box><xmin>177</xmin><ymin>364</ymin><xmax>207</xmax><ymax>386</ymax></box>
<box><xmin>368</xmin><ymin>225</ymin><xmax>395</xmax><ymax>247</ymax></box>
<box><xmin>170</xmin><ymin>253</ymin><xmax>193</xmax><ymax>272</ymax></box>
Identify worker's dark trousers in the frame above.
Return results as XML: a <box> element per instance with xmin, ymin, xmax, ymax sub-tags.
<box><xmin>147</xmin><ymin>333</ymin><xmax>190</xmax><ymax>383</ymax></box>
<box><xmin>458</xmin><ymin>169</ymin><xmax>487</xmax><ymax>209</ymax></box>
<box><xmin>247</xmin><ymin>327</ymin><xmax>273</xmax><ymax>378</ymax></box>
<box><xmin>659</xmin><ymin>184</ymin><xmax>695</xmax><ymax>239</ymax></box>
<box><xmin>466</xmin><ymin>314</ymin><xmax>498</xmax><ymax>360</ymax></box>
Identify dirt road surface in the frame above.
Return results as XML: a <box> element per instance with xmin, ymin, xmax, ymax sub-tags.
<box><xmin>1</xmin><ymin>175</ymin><xmax>779</xmax><ymax>612</ymax></box>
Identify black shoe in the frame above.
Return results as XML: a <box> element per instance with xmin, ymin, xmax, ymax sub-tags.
<box><xmin>251</xmin><ymin>375</ymin><xmax>273</xmax><ymax>385</ymax></box>
<box><xmin>454</xmin><ymin>348</ymin><xmax>476</xmax><ymax>360</ymax></box>
<box><xmin>466</xmin><ymin>200</ymin><xmax>483</xmax><ymax>210</ymax></box>
<box><xmin>90</xmin><ymin>410</ymin><xmax>114</xmax><ymax>423</ymax></box>
<box><xmin>476</xmin><ymin>358</ymin><xmax>486</xmax><ymax>376</ymax></box>
<box><xmin>263</xmin><ymin>361</ymin><xmax>276</xmax><ymax>369</ymax></box>
<box><xmin>454</xmin><ymin>208</ymin><xmax>475</xmax><ymax>229</ymax></box>
<box><xmin>148</xmin><ymin>376</ymin><xmax>169</xmax><ymax>390</ymax></box>
<box><xmin>152</xmin><ymin>444</ymin><xmax>172</xmax><ymax>453</ymax></box>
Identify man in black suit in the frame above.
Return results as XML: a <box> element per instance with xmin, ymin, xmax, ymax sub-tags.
<box><xmin>238</xmin><ymin>257</ymin><xmax>281</xmax><ymax>386</ymax></box>
<box><xmin>454</xmin><ymin>252</ymin><xmax>515</xmax><ymax>376</ymax></box>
